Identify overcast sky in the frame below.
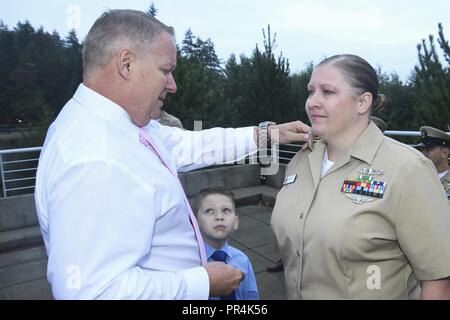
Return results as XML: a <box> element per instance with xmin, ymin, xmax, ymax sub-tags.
<box><xmin>1</xmin><ymin>0</ymin><xmax>449</xmax><ymax>82</ymax></box>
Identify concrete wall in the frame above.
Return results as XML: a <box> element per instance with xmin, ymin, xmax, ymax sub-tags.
<box><xmin>0</xmin><ymin>164</ymin><xmax>262</xmax><ymax>232</ymax></box>
<box><xmin>264</xmin><ymin>163</ymin><xmax>286</xmax><ymax>189</ymax></box>
<box><xmin>180</xmin><ymin>164</ymin><xmax>261</xmax><ymax>198</ymax></box>
<box><xmin>0</xmin><ymin>194</ymin><xmax>38</xmax><ymax>232</ymax></box>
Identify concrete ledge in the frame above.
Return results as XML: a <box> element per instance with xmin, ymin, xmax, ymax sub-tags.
<box><xmin>232</xmin><ymin>185</ymin><xmax>279</xmax><ymax>206</ymax></box>
<box><xmin>264</xmin><ymin>163</ymin><xmax>287</xmax><ymax>189</ymax></box>
<box><xmin>0</xmin><ymin>194</ymin><xmax>38</xmax><ymax>232</ymax></box>
<box><xmin>188</xmin><ymin>184</ymin><xmax>280</xmax><ymax>209</ymax></box>
<box><xmin>0</xmin><ymin>164</ymin><xmax>282</xmax><ymax>254</ymax></box>
<box><xmin>0</xmin><ymin>277</ymin><xmax>52</xmax><ymax>300</ymax></box>
<box><xmin>180</xmin><ymin>164</ymin><xmax>261</xmax><ymax>197</ymax></box>
<box><xmin>0</xmin><ymin>246</ymin><xmax>46</xmax><ymax>268</ymax></box>
<box><xmin>0</xmin><ymin>226</ymin><xmax>43</xmax><ymax>253</ymax></box>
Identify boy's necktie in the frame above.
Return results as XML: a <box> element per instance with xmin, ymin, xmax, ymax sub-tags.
<box><xmin>211</xmin><ymin>250</ymin><xmax>237</xmax><ymax>300</ymax></box>
<box><xmin>139</xmin><ymin>127</ymin><xmax>207</xmax><ymax>266</ymax></box>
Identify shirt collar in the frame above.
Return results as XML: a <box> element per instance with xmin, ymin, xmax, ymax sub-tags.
<box><xmin>350</xmin><ymin>121</ymin><xmax>385</xmax><ymax>165</ymax></box>
<box><xmin>205</xmin><ymin>241</ymin><xmax>233</xmax><ymax>260</ymax></box>
<box><xmin>72</xmin><ymin>83</ymin><xmax>142</xmax><ymax>142</ymax></box>
<box><xmin>308</xmin><ymin>122</ymin><xmax>385</xmax><ymax>185</ymax></box>
<box><xmin>439</xmin><ymin>170</ymin><xmax>449</xmax><ymax>179</ymax></box>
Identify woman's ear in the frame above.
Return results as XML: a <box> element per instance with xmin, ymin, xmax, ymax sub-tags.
<box><xmin>117</xmin><ymin>49</ymin><xmax>134</xmax><ymax>80</ymax></box>
<box><xmin>358</xmin><ymin>92</ymin><xmax>373</xmax><ymax>115</ymax></box>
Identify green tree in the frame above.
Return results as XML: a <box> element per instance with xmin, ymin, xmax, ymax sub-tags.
<box><xmin>413</xmin><ymin>23</ymin><xmax>450</xmax><ymax>130</ymax></box>
<box><xmin>289</xmin><ymin>63</ymin><xmax>314</xmax><ymax>124</ymax></box>
<box><xmin>181</xmin><ymin>29</ymin><xmax>223</xmax><ymax>73</ymax></box>
<box><xmin>164</xmin><ymin>31</ymin><xmax>226</xmax><ymax>129</ymax></box>
<box><xmin>0</xmin><ymin>21</ymin><xmax>83</xmax><ymax>147</ymax></box>
<box><xmin>222</xmin><ymin>54</ymin><xmax>247</xmax><ymax>127</ymax></box>
<box><xmin>62</xmin><ymin>30</ymin><xmax>83</xmax><ymax>108</ymax></box>
<box><xmin>223</xmin><ymin>25</ymin><xmax>293</xmax><ymax>126</ymax></box>
<box><xmin>376</xmin><ymin>70</ymin><xmax>417</xmax><ymax>131</ymax></box>
<box><xmin>146</xmin><ymin>2</ymin><xmax>158</xmax><ymax>17</ymax></box>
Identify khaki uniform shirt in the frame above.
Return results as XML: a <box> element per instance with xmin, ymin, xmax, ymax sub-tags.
<box><xmin>271</xmin><ymin>123</ymin><xmax>450</xmax><ymax>299</ymax></box>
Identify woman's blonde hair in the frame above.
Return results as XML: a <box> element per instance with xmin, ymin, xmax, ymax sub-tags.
<box><xmin>318</xmin><ymin>54</ymin><xmax>385</xmax><ymax>110</ymax></box>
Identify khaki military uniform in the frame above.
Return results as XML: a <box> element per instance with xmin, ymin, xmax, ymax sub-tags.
<box><xmin>370</xmin><ymin>116</ymin><xmax>387</xmax><ymax>132</ymax></box>
<box><xmin>271</xmin><ymin>122</ymin><xmax>450</xmax><ymax>299</ymax></box>
<box><xmin>416</xmin><ymin>126</ymin><xmax>450</xmax><ymax>202</ymax></box>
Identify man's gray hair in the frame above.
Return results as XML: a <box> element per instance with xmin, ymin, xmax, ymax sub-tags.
<box><xmin>82</xmin><ymin>9</ymin><xmax>175</xmax><ymax>79</ymax></box>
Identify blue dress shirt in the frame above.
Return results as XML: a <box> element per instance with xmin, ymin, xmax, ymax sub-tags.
<box><xmin>206</xmin><ymin>242</ymin><xmax>259</xmax><ymax>300</ymax></box>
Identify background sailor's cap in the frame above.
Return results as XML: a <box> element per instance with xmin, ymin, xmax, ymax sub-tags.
<box><xmin>416</xmin><ymin>126</ymin><xmax>450</xmax><ymax>148</ymax></box>
<box><xmin>370</xmin><ymin>116</ymin><xmax>387</xmax><ymax>132</ymax></box>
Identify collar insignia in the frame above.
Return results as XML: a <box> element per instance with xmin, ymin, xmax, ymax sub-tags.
<box><xmin>359</xmin><ymin>167</ymin><xmax>384</xmax><ymax>176</ymax></box>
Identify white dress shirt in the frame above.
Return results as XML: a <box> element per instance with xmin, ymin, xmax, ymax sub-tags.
<box><xmin>34</xmin><ymin>84</ymin><xmax>257</xmax><ymax>299</ymax></box>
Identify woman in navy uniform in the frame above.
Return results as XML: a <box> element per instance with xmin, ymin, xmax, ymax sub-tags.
<box><xmin>271</xmin><ymin>54</ymin><xmax>450</xmax><ymax>299</ymax></box>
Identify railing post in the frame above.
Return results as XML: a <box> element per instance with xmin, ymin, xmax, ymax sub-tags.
<box><xmin>0</xmin><ymin>154</ymin><xmax>7</xmax><ymax>198</ymax></box>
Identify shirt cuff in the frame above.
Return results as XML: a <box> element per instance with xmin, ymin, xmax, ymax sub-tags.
<box><xmin>181</xmin><ymin>266</ymin><xmax>210</xmax><ymax>299</ymax></box>
<box><xmin>239</xmin><ymin>126</ymin><xmax>258</xmax><ymax>154</ymax></box>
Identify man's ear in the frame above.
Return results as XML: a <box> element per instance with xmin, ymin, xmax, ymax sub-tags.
<box><xmin>357</xmin><ymin>92</ymin><xmax>373</xmax><ymax>115</ymax></box>
<box><xmin>117</xmin><ymin>49</ymin><xmax>134</xmax><ymax>80</ymax></box>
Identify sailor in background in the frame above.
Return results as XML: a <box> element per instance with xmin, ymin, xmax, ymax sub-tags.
<box><xmin>416</xmin><ymin>126</ymin><xmax>450</xmax><ymax>197</ymax></box>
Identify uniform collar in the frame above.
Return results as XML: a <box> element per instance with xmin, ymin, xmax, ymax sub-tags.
<box><xmin>72</xmin><ymin>83</ymin><xmax>143</xmax><ymax>142</ymax></box>
<box><xmin>439</xmin><ymin>169</ymin><xmax>450</xmax><ymax>180</ymax></box>
<box><xmin>308</xmin><ymin>122</ymin><xmax>384</xmax><ymax>185</ymax></box>
<box><xmin>350</xmin><ymin>121</ymin><xmax>384</xmax><ymax>165</ymax></box>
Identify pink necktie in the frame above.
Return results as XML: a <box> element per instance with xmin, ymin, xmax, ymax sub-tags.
<box><xmin>139</xmin><ymin>127</ymin><xmax>207</xmax><ymax>266</ymax></box>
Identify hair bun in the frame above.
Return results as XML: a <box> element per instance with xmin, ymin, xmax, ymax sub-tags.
<box><xmin>372</xmin><ymin>94</ymin><xmax>386</xmax><ymax>110</ymax></box>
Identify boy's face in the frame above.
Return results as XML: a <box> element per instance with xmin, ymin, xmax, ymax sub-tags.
<box><xmin>197</xmin><ymin>194</ymin><xmax>239</xmax><ymax>245</ymax></box>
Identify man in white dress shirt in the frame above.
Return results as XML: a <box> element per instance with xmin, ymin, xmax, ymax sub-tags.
<box><xmin>34</xmin><ymin>9</ymin><xmax>311</xmax><ymax>299</ymax></box>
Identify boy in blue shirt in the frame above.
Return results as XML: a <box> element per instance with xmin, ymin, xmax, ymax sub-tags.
<box><xmin>194</xmin><ymin>186</ymin><xmax>259</xmax><ymax>300</ymax></box>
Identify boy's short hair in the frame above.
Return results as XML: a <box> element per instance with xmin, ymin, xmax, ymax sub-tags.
<box><xmin>193</xmin><ymin>186</ymin><xmax>236</xmax><ymax>215</ymax></box>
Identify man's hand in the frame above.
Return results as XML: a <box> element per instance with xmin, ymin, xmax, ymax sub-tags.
<box><xmin>260</xmin><ymin>120</ymin><xmax>313</xmax><ymax>150</ymax></box>
<box><xmin>204</xmin><ymin>262</ymin><xmax>245</xmax><ymax>296</ymax></box>
<box><xmin>421</xmin><ymin>278</ymin><xmax>450</xmax><ymax>300</ymax></box>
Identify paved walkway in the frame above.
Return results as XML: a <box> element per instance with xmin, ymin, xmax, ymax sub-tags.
<box><xmin>231</xmin><ymin>203</ymin><xmax>286</xmax><ymax>299</ymax></box>
<box><xmin>0</xmin><ymin>203</ymin><xmax>286</xmax><ymax>300</ymax></box>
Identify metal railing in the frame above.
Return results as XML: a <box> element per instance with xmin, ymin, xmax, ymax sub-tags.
<box><xmin>0</xmin><ymin>130</ymin><xmax>446</xmax><ymax>198</ymax></box>
<box><xmin>276</xmin><ymin>131</ymin><xmax>426</xmax><ymax>163</ymax></box>
<box><xmin>0</xmin><ymin>147</ymin><xmax>41</xmax><ymax>198</ymax></box>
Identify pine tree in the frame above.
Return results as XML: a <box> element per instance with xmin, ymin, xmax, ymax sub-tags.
<box><xmin>181</xmin><ymin>29</ymin><xmax>197</xmax><ymax>58</ymax></box>
<box><xmin>164</xmin><ymin>31</ymin><xmax>225</xmax><ymax>129</ymax></box>
<box><xmin>413</xmin><ymin>23</ymin><xmax>450</xmax><ymax>130</ymax></box>
<box><xmin>223</xmin><ymin>25</ymin><xmax>292</xmax><ymax>126</ymax></box>
<box><xmin>181</xmin><ymin>29</ymin><xmax>223</xmax><ymax>73</ymax></box>
<box><xmin>376</xmin><ymin>70</ymin><xmax>417</xmax><ymax>131</ymax></box>
<box><xmin>0</xmin><ymin>20</ymin><xmax>84</xmax><ymax>147</ymax></box>
<box><xmin>146</xmin><ymin>2</ymin><xmax>158</xmax><ymax>17</ymax></box>
<box><xmin>289</xmin><ymin>63</ymin><xmax>313</xmax><ymax>124</ymax></box>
